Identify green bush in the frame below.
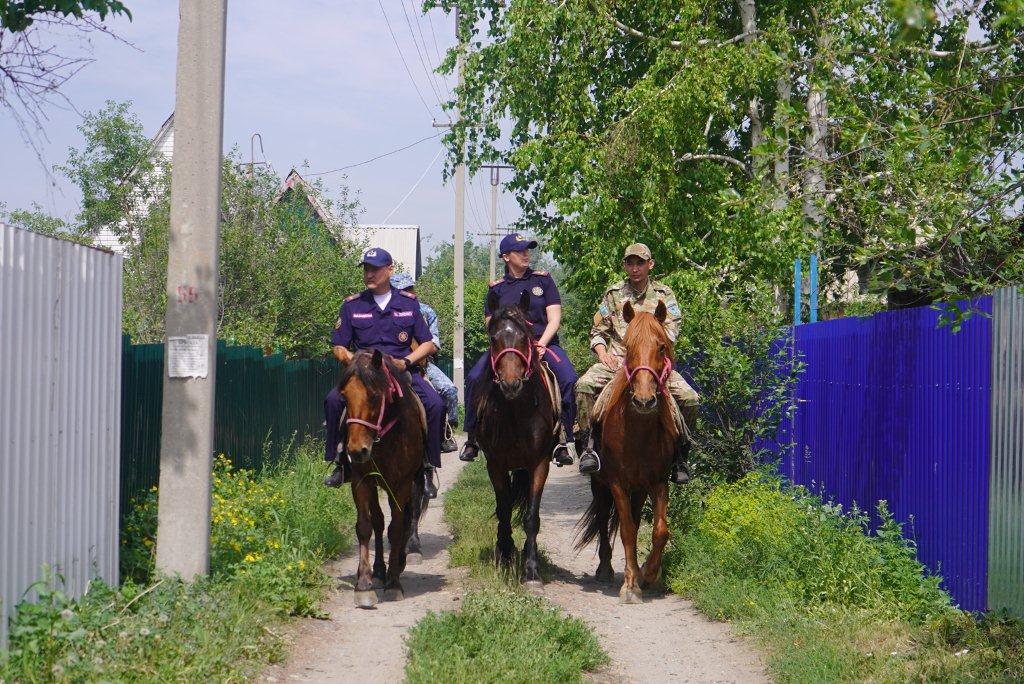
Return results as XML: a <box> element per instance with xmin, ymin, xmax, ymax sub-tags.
<box><xmin>405</xmin><ymin>589</ymin><xmax>608</xmax><ymax>683</ymax></box>
<box><xmin>1</xmin><ymin>438</ymin><xmax>353</xmax><ymax>682</ymax></box>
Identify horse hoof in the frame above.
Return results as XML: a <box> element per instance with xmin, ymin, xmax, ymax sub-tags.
<box><xmin>595</xmin><ymin>568</ymin><xmax>614</xmax><ymax>584</ymax></box>
<box><xmin>524</xmin><ymin>580</ymin><xmax>544</xmax><ymax>595</ymax></box>
<box><xmin>619</xmin><ymin>585</ymin><xmax>643</xmax><ymax>605</ymax></box>
<box><xmin>372</xmin><ymin>576</ymin><xmax>385</xmax><ymax>589</ymax></box>
<box><xmin>354</xmin><ymin>589</ymin><xmax>378</xmax><ymax>609</ymax></box>
<box><xmin>406</xmin><ymin>551</ymin><xmax>423</xmax><ymax>566</ymax></box>
<box><xmin>384</xmin><ymin>587</ymin><xmax>405</xmax><ymax>602</ymax></box>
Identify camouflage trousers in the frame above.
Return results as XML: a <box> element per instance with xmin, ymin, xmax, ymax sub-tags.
<box><xmin>575</xmin><ymin>361</ymin><xmax>699</xmax><ymax>431</ymax></box>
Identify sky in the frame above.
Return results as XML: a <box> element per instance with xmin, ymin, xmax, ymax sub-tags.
<box><xmin>0</xmin><ymin>1</ymin><xmax>521</xmax><ymax>256</ymax></box>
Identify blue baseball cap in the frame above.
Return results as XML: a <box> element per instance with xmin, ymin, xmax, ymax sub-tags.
<box><xmin>359</xmin><ymin>247</ymin><xmax>393</xmax><ymax>268</ymax></box>
<box><xmin>499</xmin><ymin>233</ymin><xmax>538</xmax><ymax>255</ymax></box>
<box><xmin>390</xmin><ymin>273</ymin><xmax>415</xmax><ymax>290</ymax></box>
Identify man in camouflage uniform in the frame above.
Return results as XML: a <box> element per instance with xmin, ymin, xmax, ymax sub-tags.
<box><xmin>576</xmin><ymin>243</ymin><xmax>699</xmax><ymax>484</ymax></box>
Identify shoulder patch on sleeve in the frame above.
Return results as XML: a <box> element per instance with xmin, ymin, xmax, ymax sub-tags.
<box><xmin>399</xmin><ymin>290</ymin><xmax>417</xmax><ymax>299</ymax></box>
<box><xmin>345</xmin><ymin>293</ymin><xmax>359</xmax><ymax>302</ymax></box>
<box><xmin>489</xmin><ymin>278</ymin><xmax>503</xmax><ymax>287</ymax></box>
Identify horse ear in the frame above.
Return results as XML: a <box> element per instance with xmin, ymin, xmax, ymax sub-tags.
<box><xmin>518</xmin><ymin>289</ymin><xmax>531</xmax><ymax>314</ymax></box>
<box><xmin>623</xmin><ymin>301</ymin><xmax>635</xmax><ymax>324</ymax></box>
<box><xmin>655</xmin><ymin>300</ymin><xmax>667</xmax><ymax>323</ymax></box>
<box><xmin>487</xmin><ymin>289</ymin><xmax>500</xmax><ymax>315</ymax></box>
<box><xmin>371</xmin><ymin>349</ymin><xmax>383</xmax><ymax>368</ymax></box>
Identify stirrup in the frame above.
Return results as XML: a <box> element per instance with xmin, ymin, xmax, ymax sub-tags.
<box><xmin>578</xmin><ymin>450</ymin><xmax>601</xmax><ymax>474</ymax></box>
<box><xmin>552</xmin><ymin>442</ymin><xmax>575</xmax><ymax>467</ymax></box>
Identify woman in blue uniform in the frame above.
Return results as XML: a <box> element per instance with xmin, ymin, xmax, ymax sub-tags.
<box><xmin>460</xmin><ymin>234</ymin><xmax>577</xmax><ymax>466</ymax></box>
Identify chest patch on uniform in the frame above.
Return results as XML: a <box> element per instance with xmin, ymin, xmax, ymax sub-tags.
<box><xmin>398</xmin><ymin>331</ymin><xmax>409</xmax><ymax>342</ymax></box>
<box><xmin>352</xmin><ymin>312</ymin><xmax>373</xmax><ymax>319</ymax></box>
<box><xmin>393</xmin><ymin>310</ymin><xmax>414</xmax><ymax>318</ymax></box>
<box><xmin>531</xmin><ymin>286</ymin><xmax>544</xmax><ymax>296</ymax></box>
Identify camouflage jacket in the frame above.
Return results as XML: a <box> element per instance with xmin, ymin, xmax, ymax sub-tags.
<box><xmin>589</xmin><ymin>279</ymin><xmax>680</xmax><ymax>357</ymax></box>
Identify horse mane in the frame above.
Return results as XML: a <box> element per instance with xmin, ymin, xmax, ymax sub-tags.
<box><xmin>337</xmin><ymin>350</ymin><xmax>414</xmax><ymax>400</ymax></box>
<box><xmin>596</xmin><ymin>311</ymin><xmax>677</xmax><ymax>438</ymax></box>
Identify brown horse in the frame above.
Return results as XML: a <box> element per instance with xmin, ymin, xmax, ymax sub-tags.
<box><xmin>472</xmin><ymin>289</ymin><xmax>560</xmax><ymax>590</ymax></box>
<box><xmin>336</xmin><ymin>348</ymin><xmax>428</xmax><ymax>608</ymax></box>
<box><xmin>576</xmin><ymin>300</ymin><xmax>679</xmax><ymax>604</ymax></box>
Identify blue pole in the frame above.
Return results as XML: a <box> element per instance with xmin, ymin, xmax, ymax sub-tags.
<box><xmin>809</xmin><ymin>253</ymin><xmax>819</xmax><ymax>323</ymax></box>
<box><xmin>793</xmin><ymin>258</ymin><xmax>802</xmax><ymax>326</ymax></box>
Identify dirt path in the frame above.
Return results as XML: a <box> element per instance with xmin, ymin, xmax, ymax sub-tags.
<box><xmin>264</xmin><ymin>449</ymin><xmax>766</xmax><ymax>683</ymax></box>
<box><xmin>540</xmin><ymin>465</ymin><xmax>768</xmax><ymax>683</ymax></box>
<box><xmin>261</xmin><ymin>457</ymin><xmax>468</xmax><ymax>683</ymax></box>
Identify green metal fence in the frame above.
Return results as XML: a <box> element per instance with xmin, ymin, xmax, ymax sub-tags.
<box><xmin>120</xmin><ymin>337</ymin><xmax>340</xmax><ymax>520</ymax></box>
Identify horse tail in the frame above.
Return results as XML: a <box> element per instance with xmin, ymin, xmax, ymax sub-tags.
<box><xmin>509</xmin><ymin>469</ymin><xmax>531</xmax><ymax>526</ymax></box>
<box><xmin>574</xmin><ymin>478</ymin><xmax>617</xmax><ymax>550</ymax></box>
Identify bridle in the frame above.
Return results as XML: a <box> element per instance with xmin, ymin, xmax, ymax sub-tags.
<box><xmin>345</xmin><ymin>362</ymin><xmax>405</xmax><ymax>442</ymax></box>
<box><xmin>489</xmin><ymin>336</ymin><xmax>561</xmax><ymax>381</ymax></box>
<box><xmin>623</xmin><ymin>354</ymin><xmax>673</xmax><ymax>397</ymax></box>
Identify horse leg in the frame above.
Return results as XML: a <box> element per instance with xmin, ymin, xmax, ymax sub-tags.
<box><xmin>590</xmin><ymin>477</ymin><xmax>615</xmax><ymax>583</ymax></box>
<box><xmin>640</xmin><ymin>482</ymin><xmax>670</xmax><ymax>590</ymax></box>
<box><xmin>486</xmin><ymin>460</ymin><xmax>515</xmax><ymax>568</ymax></box>
<box><xmin>610</xmin><ymin>483</ymin><xmax>643</xmax><ymax>604</ymax></box>
<box><xmin>370</xmin><ymin>493</ymin><xmax>386</xmax><ymax>588</ymax></box>
<box><xmin>383</xmin><ymin>481</ymin><xmax>412</xmax><ymax>601</ymax></box>
<box><xmin>405</xmin><ymin>469</ymin><xmax>425</xmax><ymax>566</ymax></box>
<box><xmin>521</xmin><ymin>458</ymin><xmax>551</xmax><ymax>592</ymax></box>
<box><xmin>351</xmin><ymin>480</ymin><xmax>378</xmax><ymax>608</ymax></box>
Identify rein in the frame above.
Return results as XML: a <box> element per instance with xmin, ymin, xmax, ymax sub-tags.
<box><xmin>623</xmin><ymin>354</ymin><xmax>673</xmax><ymax>396</ymax></box>
<box><xmin>345</xmin><ymin>362</ymin><xmax>405</xmax><ymax>442</ymax></box>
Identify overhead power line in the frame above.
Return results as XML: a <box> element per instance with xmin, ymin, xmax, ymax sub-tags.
<box><xmin>306</xmin><ymin>132</ymin><xmax>442</xmax><ymax>177</ymax></box>
<box><xmin>380</xmin><ymin>146</ymin><xmax>444</xmax><ymax>223</ymax></box>
<box><xmin>400</xmin><ymin>0</ymin><xmax>449</xmax><ymax>109</ymax></box>
<box><xmin>378</xmin><ymin>0</ymin><xmax>437</xmax><ymax>118</ymax></box>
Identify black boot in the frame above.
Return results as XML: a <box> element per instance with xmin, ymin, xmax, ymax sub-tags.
<box><xmin>324</xmin><ymin>458</ymin><xmax>351</xmax><ymax>488</ymax></box>
<box><xmin>671</xmin><ymin>437</ymin><xmax>691</xmax><ymax>485</ymax></box>
<box><xmin>423</xmin><ymin>465</ymin><xmax>438</xmax><ymax>499</ymax></box>
<box><xmin>576</xmin><ymin>428</ymin><xmax>600</xmax><ymax>474</ymax></box>
<box><xmin>552</xmin><ymin>442</ymin><xmax>575</xmax><ymax>467</ymax></box>
<box><xmin>459</xmin><ymin>438</ymin><xmax>479</xmax><ymax>462</ymax></box>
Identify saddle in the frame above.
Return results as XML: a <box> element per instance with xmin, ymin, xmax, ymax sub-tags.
<box><xmin>538</xmin><ymin>359</ymin><xmax>564</xmax><ymax>441</ymax></box>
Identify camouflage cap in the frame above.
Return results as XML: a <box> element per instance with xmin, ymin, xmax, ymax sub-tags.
<box><xmin>623</xmin><ymin>243</ymin><xmax>652</xmax><ymax>260</ymax></box>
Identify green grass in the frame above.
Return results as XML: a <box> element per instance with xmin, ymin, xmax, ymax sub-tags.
<box><xmin>405</xmin><ymin>589</ymin><xmax>608</xmax><ymax>684</ymax></box>
<box><xmin>664</xmin><ymin>471</ymin><xmax>1024</xmax><ymax>682</ymax></box>
<box><xmin>0</xmin><ymin>438</ymin><xmax>355</xmax><ymax>682</ymax></box>
<box><xmin>403</xmin><ymin>459</ymin><xmax>608</xmax><ymax>683</ymax></box>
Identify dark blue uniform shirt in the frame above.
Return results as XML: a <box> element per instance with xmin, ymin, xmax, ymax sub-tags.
<box><xmin>484</xmin><ymin>268</ymin><xmax>561</xmax><ymax>343</ymax></box>
<box><xmin>332</xmin><ymin>288</ymin><xmax>432</xmax><ymax>358</ymax></box>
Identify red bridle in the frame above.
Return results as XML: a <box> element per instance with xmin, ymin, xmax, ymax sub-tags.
<box><xmin>345</xmin><ymin>362</ymin><xmax>405</xmax><ymax>442</ymax></box>
<box><xmin>490</xmin><ymin>342</ymin><xmax>561</xmax><ymax>380</ymax></box>
<box><xmin>623</xmin><ymin>354</ymin><xmax>673</xmax><ymax>396</ymax></box>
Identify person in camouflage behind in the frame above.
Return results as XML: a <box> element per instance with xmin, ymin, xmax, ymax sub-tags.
<box><xmin>575</xmin><ymin>243</ymin><xmax>699</xmax><ymax>484</ymax></box>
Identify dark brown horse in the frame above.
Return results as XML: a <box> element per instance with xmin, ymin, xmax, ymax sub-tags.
<box><xmin>336</xmin><ymin>348</ymin><xmax>428</xmax><ymax>608</ymax></box>
<box><xmin>472</xmin><ymin>289</ymin><xmax>560</xmax><ymax>590</ymax></box>
<box><xmin>576</xmin><ymin>300</ymin><xmax>679</xmax><ymax>604</ymax></box>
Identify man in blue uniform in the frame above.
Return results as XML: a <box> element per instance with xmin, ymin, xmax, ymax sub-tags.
<box><xmin>390</xmin><ymin>273</ymin><xmax>459</xmax><ymax>453</ymax></box>
<box><xmin>323</xmin><ymin>248</ymin><xmax>444</xmax><ymax>498</ymax></box>
<box><xmin>459</xmin><ymin>234</ymin><xmax>577</xmax><ymax>466</ymax></box>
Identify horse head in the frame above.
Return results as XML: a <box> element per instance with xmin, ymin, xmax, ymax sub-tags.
<box><xmin>622</xmin><ymin>300</ymin><xmax>673</xmax><ymax>414</ymax></box>
<box><xmin>486</xmin><ymin>289</ymin><xmax>535</xmax><ymax>400</ymax></box>
<box><xmin>336</xmin><ymin>348</ymin><xmax>405</xmax><ymax>463</ymax></box>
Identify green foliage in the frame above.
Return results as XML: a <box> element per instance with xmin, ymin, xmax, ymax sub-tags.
<box><xmin>0</xmin><ymin>439</ymin><xmax>354</xmax><ymax>681</ymax></box>
<box><xmin>418</xmin><ymin>240</ymin><xmax>493</xmax><ymax>362</ymax></box>
<box><xmin>0</xmin><ymin>203</ymin><xmax>90</xmax><ymax>245</ymax></box>
<box><xmin>0</xmin><ymin>0</ymin><xmax>130</xmax><ymax>31</ymax></box>
<box><xmin>442</xmin><ymin>459</ymin><xmax>500</xmax><ymax>572</ymax></box>
<box><xmin>661</xmin><ymin>471</ymin><xmax>1023</xmax><ymax>681</ymax></box>
<box><xmin>405</xmin><ymin>589</ymin><xmax>608</xmax><ymax>683</ymax></box>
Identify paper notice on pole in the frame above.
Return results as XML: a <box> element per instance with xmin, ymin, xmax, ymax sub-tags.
<box><xmin>454</xmin><ymin>358</ymin><xmax>464</xmax><ymax>369</ymax></box>
<box><xmin>167</xmin><ymin>334</ymin><xmax>209</xmax><ymax>378</ymax></box>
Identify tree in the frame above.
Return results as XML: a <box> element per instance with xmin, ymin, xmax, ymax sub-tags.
<box><xmin>417</xmin><ymin>240</ymin><xmax>492</xmax><ymax>362</ymax></box>
<box><xmin>0</xmin><ymin>1</ymin><xmax>130</xmax><ymax>31</ymax></box>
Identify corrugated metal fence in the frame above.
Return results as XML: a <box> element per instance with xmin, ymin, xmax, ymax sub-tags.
<box><xmin>766</xmin><ymin>288</ymin><xmax>1023</xmax><ymax>615</ymax></box>
<box><xmin>0</xmin><ymin>226</ymin><xmax>123</xmax><ymax>647</ymax></box>
<box><xmin>119</xmin><ymin>340</ymin><xmax>340</xmax><ymax>519</ymax></box>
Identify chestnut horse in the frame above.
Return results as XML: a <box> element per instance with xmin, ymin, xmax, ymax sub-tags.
<box><xmin>472</xmin><ymin>289</ymin><xmax>560</xmax><ymax>590</ymax></box>
<box><xmin>336</xmin><ymin>348</ymin><xmax>428</xmax><ymax>608</ymax></box>
<box><xmin>576</xmin><ymin>300</ymin><xmax>679</xmax><ymax>604</ymax></box>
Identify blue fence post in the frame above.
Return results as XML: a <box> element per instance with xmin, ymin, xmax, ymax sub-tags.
<box><xmin>793</xmin><ymin>258</ymin><xmax>803</xmax><ymax>326</ymax></box>
<box><xmin>809</xmin><ymin>253</ymin><xmax>819</xmax><ymax>323</ymax></box>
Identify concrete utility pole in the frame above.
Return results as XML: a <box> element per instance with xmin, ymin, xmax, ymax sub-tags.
<box><xmin>155</xmin><ymin>0</ymin><xmax>228</xmax><ymax>580</ymax></box>
<box><xmin>480</xmin><ymin>164</ymin><xmax>513</xmax><ymax>282</ymax></box>
<box><xmin>453</xmin><ymin>7</ymin><xmax>466</xmax><ymax>403</ymax></box>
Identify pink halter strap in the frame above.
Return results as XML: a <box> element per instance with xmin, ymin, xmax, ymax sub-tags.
<box><xmin>489</xmin><ymin>343</ymin><xmax>561</xmax><ymax>380</ymax></box>
<box><xmin>623</xmin><ymin>354</ymin><xmax>673</xmax><ymax>396</ymax></box>
<box><xmin>346</xmin><ymin>362</ymin><xmax>405</xmax><ymax>441</ymax></box>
